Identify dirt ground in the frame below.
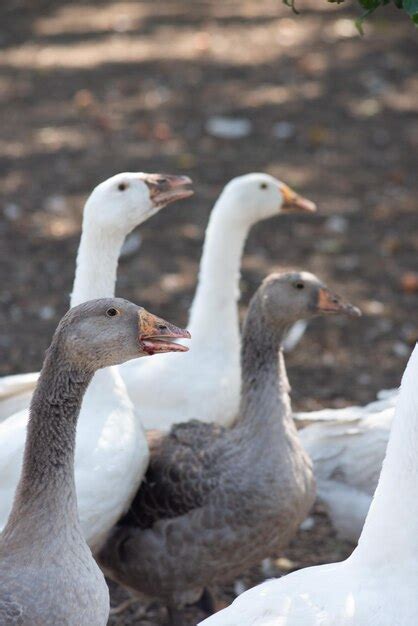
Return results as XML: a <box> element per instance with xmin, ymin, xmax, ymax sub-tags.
<box><xmin>1</xmin><ymin>0</ymin><xmax>418</xmax><ymax>624</ymax></box>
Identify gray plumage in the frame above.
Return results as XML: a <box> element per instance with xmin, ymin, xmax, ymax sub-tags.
<box><xmin>0</xmin><ymin>297</ymin><xmax>187</xmax><ymax>626</ymax></box>
<box><xmin>98</xmin><ymin>272</ymin><xmax>359</xmax><ymax>611</ymax></box>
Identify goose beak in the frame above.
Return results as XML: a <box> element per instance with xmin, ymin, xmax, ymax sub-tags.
<box><xmin>141</xmin><ymin>174</ymin><xmax>194</xmax><ymax>208</ymax></box>
<box><xmin>280</xmin><ymin>183</ymin><xmax>317</xmax><ymax>214</ymax></box>
<box><xmin>138</xmin><ymin>310</ymin><xmax>191</xmax><ymax>356</ymax></box>
<box><xmin>316</xmin><ymin>288</ymin><xmax>361</xmax><ymax>317</ymax></box>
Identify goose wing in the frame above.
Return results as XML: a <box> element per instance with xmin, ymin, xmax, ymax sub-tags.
<box><xmin>122</xmin><ymin>420</ymin><xmax>225</xmax><ymax>529</ymax></box>
<box><xmin>0</xmin><ymin>597</ymin><xmax>24</xmax><ymax>624</ymax></box>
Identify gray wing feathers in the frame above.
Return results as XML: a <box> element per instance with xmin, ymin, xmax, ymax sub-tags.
<box><xmin>0</xmin><ymin>598</ymin><xmax>24</xmax><ymax>624</ymax></box>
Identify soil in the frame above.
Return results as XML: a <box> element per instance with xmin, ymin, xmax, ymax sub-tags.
<box><xmin>1</xmin><ymin>0</ymin><xmax>417</xmax><ymax>624</ymax></box>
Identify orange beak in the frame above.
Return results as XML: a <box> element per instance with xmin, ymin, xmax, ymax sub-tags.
<box><xmin>280</xmin><ymin>183</ymin><xmax>317</xmax><ymax>214</ymax></box>
<box><xmin>316</xmin><ymin>288</ymin><xmax>361</xmax><ymax>317</ymax></box>
<box><xmin>138</xmin><ymin>310</ymin><xmax>191</xmax><ymax>355</ymax></box>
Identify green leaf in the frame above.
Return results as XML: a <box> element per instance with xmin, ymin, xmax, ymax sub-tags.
<box><xmin>403</xmin><ymin>0</ymin><xmax>418</xmax><ymax>15</ymax></box>
<box><xmin>285</xmin><ymin>0</ymin><xmax>418</xmax><ymax>28</ymax></box>
<box><xmin>403</xmin><ymin>0</ymin><xmax>418</xmax><ymax>23</ymax></box>
<box><xmin>358</xmin><ymin>0</ymin><xmax>382</xmax><ymax>10</ymax></box>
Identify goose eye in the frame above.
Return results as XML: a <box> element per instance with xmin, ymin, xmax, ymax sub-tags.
<box><xmin>294</xmin><ymin>282</ymin><xmax>305</xmax><ymax>290</ymax></box>
<box><xmin>106</xmin><ymin>307</ymin><xmax>120</xmax><ymax>318</ymax></box>
<box><xmin>118</xmin><ymin>182</ymin><xmax>128</xmax><ymax>191</ymax></box>
<box><xmin>260</xmin><ymin>182</ymin><xmax>268</xmax><ymax>190</ymax></box>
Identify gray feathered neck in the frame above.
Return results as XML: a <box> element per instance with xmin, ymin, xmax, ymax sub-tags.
<box><xmin>3</xmin><ymin>337</ymin><xmax>93</xmax><ymax>543</ymax></box>
<box><xmin>236</xmin><ymin>290</ymin><xmax>292</xmax><ymax>434</ymax></box>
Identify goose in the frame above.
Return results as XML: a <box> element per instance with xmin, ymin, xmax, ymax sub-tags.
<box><xmin>199</xmin><ymin>343</ymin><xmax>418</xmax><ymax>626</ymax></box>
<box><xmin>297</xmin><ymin>396</ymin><xmax>396</xmax><ymax>542</ymax></box>
<box><xmin>0</xmin><ymin>297</ymin><xmax>189</xmax><ymax>626</ymax></box>
<box><xmin>0</xmin><ymin>172</ymin><xmax>192</xmax><ymax>551</ymax></box>
<box><xmin>98</xmin><ymin>271</ymin><xmax>359</xmax><ymax>624</ymax></box>
<box><xmin>0</xmin><ymin>172</ymin><xmax>193</xmax><ymax>422</ymax></box>
<box><xmin>120</xmin><ymin>173</ymin><xmax>316</xmax><ymax>431</ymax></box>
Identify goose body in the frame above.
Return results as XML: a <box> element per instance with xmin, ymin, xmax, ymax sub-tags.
<box><xmin>200</xmin><ymin>345</ymin><xmax>418</xmax><ymax>626</ymax></box>
<box><xmin>98</xmin><ymin>271</ymin><xmax>359</xmax><ymax>617</ymax></box>
<box><xmin>0</xmin><ymin>373</ymin><xmax>38</xmax><ymax>421</ymax></box>
<box><xmin>200</xmin><ymin>556</ymin><xmax>417</xmax><ymax>626</ymax></box>
<box><xmin>0</xmin><ymin>298</ymin><xmax>188</xmax><ymax>626</ymax></box>
<box><xmin>0</xmin><ymin>172</ymin><xmax>192</xmax><ymax>551</ymax></box>
<box><xmin>297</xmin><ymin>391</ymin><xmax>397</xmax><ymax>542</ymax></box>
<box><xmin>120</xmin><ymin>173</ymin><xmax>316</xmax><ymax>431</ymax></box>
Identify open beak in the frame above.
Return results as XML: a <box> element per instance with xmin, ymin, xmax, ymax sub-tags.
<box><xmin>280</xmin><ymin>183</ymin><xmax>317</xmax><ymax>214</ymax></box>
<box><xmin>316</xmin><ymin>288</ymin><xmax>361</xmax><ymax>317</ymax></box>
<box><xmin>138</xmin><ymin>309</ymin><xmax>191</xmax><ymax>356</ymax></box>
<box><xmin>140</xmin><ymin>173</ymin><xmax>194</xmax><ymax>208</ymax></box>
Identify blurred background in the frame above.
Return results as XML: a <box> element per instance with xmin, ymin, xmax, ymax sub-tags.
<box><xmin>1</xmin><ymin>1</ymin><xmax>417</xmax><ymax>620</ymax></box>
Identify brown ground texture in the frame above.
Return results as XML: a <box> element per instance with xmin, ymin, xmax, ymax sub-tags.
<box><xmin>1</xmin><ymin>0</ymin><xmax>418</xmax><ymax>624</ymax></box>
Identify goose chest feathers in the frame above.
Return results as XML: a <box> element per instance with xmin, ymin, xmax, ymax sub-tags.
<box><xmin>98</xmin><ymin>271</ymin><xmax>360</xmax><ymax>614</ymax></box>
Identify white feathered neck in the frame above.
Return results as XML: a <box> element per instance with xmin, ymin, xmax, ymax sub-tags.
<box><xmin>188</xmin><ymin>193</ymin><xmax>250</xmax><ymax>348</ymax></box>
<box><xmin>69</xmin><ymin>194</ymin><xmax>128</xmax><ymax>434</ymax></box>
<box><xmin>71</xmin><ymin>209</ymin><xmax>125</xmax><ymax>308</ymax></box>
<box><xmin>355</xmin><ymin>344</ymin><xmax>418</xmax><ymax>564</ymax></box>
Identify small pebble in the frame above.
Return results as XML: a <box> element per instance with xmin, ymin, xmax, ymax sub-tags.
<box><xmin>335</xmin><ymin>255</ymin><xmax>360</xmax><ymax>271</ymax></box>
<box><xmin>261</xmin><ymin>558</ymin><xmax>277</xmax><ymax>578</ymax></box>
<box><xmin>233</xmin><ymin>580</ymin><xmax>247</xmax><ymax>596</ymax></box>
<box><xmin>362</xmin><ymin>300</ymin><xmax>385</xmax><ymax>316</ymax></box>
<box><xmin>300</xmin><ymin>516</ymin><xmax>315</xmax><ymax>531</ymax></box>
<box><xmin>275</xmin><ymin>557</ymin><xmax>294</xmax><ymax>571</ymax></box>
<box><xmin>39</xmin><ymin>305</ymin><xmax>56</xmax><ymax>321</ymax></box>
<box><xmin>44</xmin><ymin>195</ymin><xmax>67</xmax><ymax>215</ymax></box>
<box><xmin>401</xmin><ymin>272</ymin><xmax>418</xmax><ymax>294</ymax></box>
<box><xmin>273</xmin><ymin>121</ymin><xmax>295</xmax><ymax>140</ymax></box>
<box><xmin>325</xmin><ymin>215</ymin><xmax>348</xmax><ymax>234</ymax></box>
<box><xmin>315</xmin><ymin>239</ymin><xmax>343</xmax><ymax>254</ymax></box>
<box><xmin>358</xmin><ymin>373</ymin><xmax>372</xmax><ymax>386</ymax></box>
<box><xmin>392</xmin><ymin>341</ymin><xmax>410</xmax><ymax>358</ymax></box>
<box><xmin>3</xmin><ymin>203</ymin><xmax>22</xmax><ymax>221</ymax></box>
<box><xmin>205</xmin><ymin>116</ymin><xmax>252</xmax><ymax>139</ymax></box>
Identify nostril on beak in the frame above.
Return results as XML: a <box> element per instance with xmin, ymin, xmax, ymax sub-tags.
<box><xmin>157</xmin><ymin>324</ymin><xmax>168</xmax><ymax>331</ymax></box>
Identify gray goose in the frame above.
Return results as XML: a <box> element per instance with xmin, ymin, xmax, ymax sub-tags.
<box><xmin>0</xmin><ymin>298</ymin><xmax>189</xmax><ymax>626</ymax></box>
<box><xmin>98</xmin><ymin>272</ymin><xmax>360</xmax><ymax>623</ymax></box>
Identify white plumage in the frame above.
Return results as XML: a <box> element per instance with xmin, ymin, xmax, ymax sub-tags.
<box><xmin>121</xmin><ymin>173</ymin><xmax>316</xmax><ymax>431</ymax></box>
<box><xmin>297</xmin><ymin>391</ymin><xmax>397</xmax><ymax>541</ymax></box>
<box><xmin>0</xmin><ymin>172</ymin><xmax>187</xmax><ymax>550</ymax></box>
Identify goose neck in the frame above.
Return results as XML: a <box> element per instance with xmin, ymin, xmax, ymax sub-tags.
<box><xmin>188</xmin><ymin>200</ymin><xmax>250</xmax><ymax>344</ymax></box>
<box><xmin>71</xmin><ymin>217</ymin><xmax>125</xmax><ymax>307</ymax></box>
<box><xmin>355</xmin><ymin>346</ymin><xmax>418</xmax><ymax>564</ymax></box>
<box><xmin>4</xmin><ymin>343</ymin><xmax>92</xmax><ymax>541</ymax></box>
<box><xmin>237</xmin><ymin>295</ymin><xmax>293</xmax><ymax>434</ymax></box>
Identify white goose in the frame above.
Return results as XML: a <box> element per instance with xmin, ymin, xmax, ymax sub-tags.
<box><xmin>121</xmin><ymin>173</ymin><xmax>316</xmax><ymax>431</ymax></box>
<box><xmin>0</xmin><ymin>171</ymin><xmax>192</xmax><ymax>552</ymax></box>
<box><xmin>296</xmin><ymin>390</ymin><xmax>398</xmax><ymax>542</ymax></box>
<box><xmin>200</xmin><ymin>344</ymin><xmax>418</xmax><ymax>626</ymax></box>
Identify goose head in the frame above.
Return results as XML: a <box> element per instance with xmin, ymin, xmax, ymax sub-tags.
<box><xmin>219</xmin><ymin>173</ymin><xmax>316</xmax><ymax>225</ymax></box>
<box><xmin>259</xmin><ymin>271</ymin><xmax>361</xmax><ymax>327</ymax></box>
<box><xmin>59</xmin><ymin>297</ymin><xmax>191</xmax><ymax>371</ymax></box>
<box><xmin>83</xmin><ymin>172</ymin><xmax>193</xmax><ymax>234</ymax></box>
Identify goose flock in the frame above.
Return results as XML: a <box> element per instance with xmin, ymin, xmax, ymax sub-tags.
<box><xmin>0</xmin><ymin>170</ymin><xmax>414</xmax><ymax>626</ymax></box>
